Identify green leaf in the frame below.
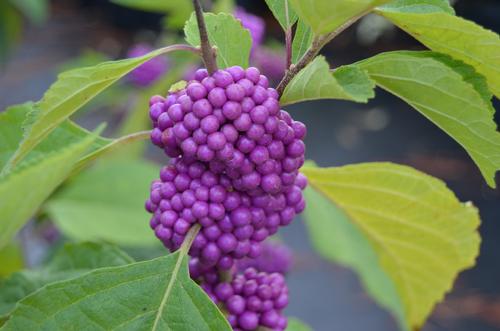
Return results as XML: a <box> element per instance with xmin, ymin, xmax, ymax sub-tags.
<box><xmin>375</xmin><ymin>3</ymin><xmax>500</xmax><ymax>98</ymax></box>
<box><xmin>291</xmin><ymin>19</ymin><xmax>312</xmax><ymax>63</ymax></box>
<box><xmin>5</xmin><ymin>46</ymin><xmax>185</xmax><ymax>171</ymax></box>
<box><xmin>289</xmin><ymin>0</ymin><xmax>392</xmax><ymax>35</ymax></box>
<box><xmin>0</xmin><ymin>242</ymin><xmax>134</xmax><ymax>319</ymax></box>
<box><xmin>281</xmin><ymin>56</ymin><xmax>375</xmax><ymax>105</ymax></box>
<box><xmin>265</xmin><ymin>0</ymin><xmax>298</xmax><ymax>30</ymax></box>
<box><xmin>287</xmin><ymin>317</ymin><xmax>312</xmax><ymax>331</ymax></box>
<box><xmin>377</xmin><ymin>0</ymin><xmax>454</xmax><ymax>14</ymax></box>
<box><xmin>184</xmin><ymin>12</ymin><xmax>252</xmax><ymax>68</ymax></box>
<box><xmin>0</xmin><ymin>2</ymin><xmax>22</xmax><ymax>63</ymax></box>
<box><xmin>213</xmin><ymin>0</ymin><xmax>235</xmax><ymax>14</ymax></box>
<box><xmin>8</xmin><ymin>0</ymin><xmax>48</xmax><ymax>25</ymax></box>
<box><xmin>46</xmin><ymin>159</ymin><xmax>159</xmax><ymax>247</ymax></box>
<box><xmin>0</xmin><ymin>103</ymin><xmax>110</xmax><ymax>172</ymax></box>
<box><xmin>0</xmin><ymin>127</ymin><xmax>102</xmax><ymax>250</ymax></box>
<box><xmin>111</xmin><ymin>0</ymin><xmax>192</xmax><ymax>29</ymax></box>
<box><xmin>1</xmin><ymin>249</ymin><xmax>231</xmax><ymax>330</ymax></box>
<box><xmin>302</xmin><ymin>162</ymin><xmax>480</xmax><ymax>330</ymax></box>
<box><xmin>358</xmin><ymin>51</ymin><xmax>500</xmax><ymax>188</ymax></box>
<box><xmin>0</xmin><ymin>242</ymin><xmax>23</xmax><ymax>278</ymax></box>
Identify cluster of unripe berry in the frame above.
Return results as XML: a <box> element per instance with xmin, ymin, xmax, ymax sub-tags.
<box><xmin>146</xmin><ymin>66</ymin><xmax>306</xmax><ymax>330</ymax></box>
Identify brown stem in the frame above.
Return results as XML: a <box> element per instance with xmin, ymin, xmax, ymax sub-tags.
<box><xmin>285</xmin><ymin>27</ymin><xmax>293</xmax><ymax>69</ymax></box>
<box><xmin>218</xmin><ymin>269</ymin><xmax>233</xmax><ymax>283</ymax></box>
<box><xmin>193</xmin><ymin>0</ymin><xmax>218</xmax><ymax>74</ymax></box>
<box><xmin>276</xmin><ymin>11</ymin><xmax>370</xmax><ymax>97</ymax></box>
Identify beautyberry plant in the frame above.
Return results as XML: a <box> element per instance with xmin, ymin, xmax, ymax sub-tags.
<box><xmin>0</xmin><ymin>0</ymin><xmax>498</xmax><ymax>331</ymax></box>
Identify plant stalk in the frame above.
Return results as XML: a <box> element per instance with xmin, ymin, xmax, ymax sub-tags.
<box><xmin>193</xmin><ymin>0</ymin><xmax>218</xmax><ymax>74</ymax></box>
<box><xmin>276</xmin><ymin>11</ymin><xmax>370</xmax><ymax>96</ymax></box>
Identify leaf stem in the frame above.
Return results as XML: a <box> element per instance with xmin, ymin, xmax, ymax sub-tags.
<box><xmin>193</xmin><ymin>0</ymin><xmax>218</xmax><ymax>74</ymax></box>
<box><xmin>276</xmin><ymin>12</ymin><xmax>369</xmax><ymax>96</ymax></box>
<box><xmin>71</xmin><ymin>130</ymin><xmax>151</xmax><ymax>176</ymax></box>
<box><xmin>284</xmin><ymin>2</ymin><xmax>292</xmax><ymax>69</ymax></box>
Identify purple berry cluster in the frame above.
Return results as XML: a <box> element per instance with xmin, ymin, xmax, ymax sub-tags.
<box><xmin>146</xmin><ymin>66</ymin><xmax>306</xmax><ymax>330</ymax></box>
<box><xmin>146</xmin><ymin>157</ymin><xmax>306</xmax><ymax>269</ymax></box>
<box><xmin>127</xmin><ymin>44</ymin><xmax>168</xmax><ymax>87</ymax></box>
<box><xmin>191</xmin><ymin>264</ymin><xmax>289</xmax><ymax>331</ymax></box>
<box><xmin>149</xmin><ymin>66</ymin><xmax>306</xmax><ymax>196</ymax></box>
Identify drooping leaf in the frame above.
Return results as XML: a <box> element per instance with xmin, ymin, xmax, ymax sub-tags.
<box><xmin>291</xmin><ymin>19</ymin><xmax>312</xmax><ymax>63</ymax></box>
<box><xmin>45</xmin><ymin>159</ymin><xmax>159</xmax><ymax>247</ymax></box>
<box><xmin>281</xmin><ymin>56</ymin><xmax>375</xmax><ymax>105</ymax></box>
<box><xmin>111</xmin><ymin>0</ymin><xmax>192</xmax><ymax>29</ymax></box>
<box><xmin>287</xmin><ymin>317</ymin><xmax>313</xmax><ymax>331</ymax></box>
<box><xmin>0</xmin><ymin>127</ymin><xmax>101</xmax><ymax>249</ymax></box>
<box><xmin>1</xmin><ymin>251</ymin><xmax>231</xmax><ymax>330</ymax></box>
<box><xmin>0</xmin><ymin>242</ymin><xmax>134</xmax><ymax>319</ymax></box>
<box><xmin>0</xmin><ymin>242</ymin><xmax>23</xmax><ymax>278</ymax></box>
<box><xmin>303</xmin><ymin>186</ymin><xmax>406</xmax><ymax>330</ymax></box>
<box><xmin>184</xmin><ymin>12</ymin><xmax>252</xmax><ymax>68</ymax></box>
<box><xmin>302</xmin><ymin>162</ymin><xmax>480</xmax><ymax>330</ymax></box>
<box><xmin>5</xmin><ymin>46</ymin><xmax>187</xmax><ymax>171</ymax></box>
<box><xmin>358</xmin><ymin>51</ymin><xmax>500</xmax><ymax>188</ymax></box>
<box><xmin>0</xmin><ymin>103</ymin><xmax>110</xmax><ymax>172</ymax></box>
<box><xmin>289</xmin><ymin>0</ymin><xmax>392</xmax><ymax>35</ymax></box>
<box><xmin>265</xmin><ymin>0</ymin><xmax>298</xmax><ymax>30</ymax></box>
<box><xmin>375</xmin><ymin>1</ymin><xmax>500</xmax><ymax>98</ymax></box>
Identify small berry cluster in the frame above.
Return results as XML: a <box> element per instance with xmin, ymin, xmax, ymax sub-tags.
<box><xmin>191</xmin><ymin>263</ymin><xmax>289</xmax><ymax>331</ymax></box>
<box><xmin>127</xmin><ymin>44</ymin><xmax>168</xmax><ymax>87</ymax></box>
<box><xmin>146</xmin><ymin>66</ymin><xmax>306</xmax><ymax>330</ymax></box>
<box><xmin>237</xmin><ymin>241</ymin><xmax>293</xmax><ymax>274</ymax></box>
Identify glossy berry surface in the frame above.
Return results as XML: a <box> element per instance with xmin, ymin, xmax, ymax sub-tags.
<box><xmin>237</xmin><ymin>241</ymin><xmax>293</xmax><ymax>274</ymax></box>
<box><xmin>149</xmin><ymin>66</ymin><xmax>306</xmax><ymax>196</ymax></box>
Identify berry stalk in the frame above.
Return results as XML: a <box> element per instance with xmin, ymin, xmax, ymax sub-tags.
<box><xmin>193</xmin><ymin>0</ymin><xmax>218</xmax><ymax>75</ymax></box>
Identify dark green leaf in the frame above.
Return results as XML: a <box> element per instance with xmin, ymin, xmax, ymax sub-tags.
<box><xmin>0</xmin><ymin>242</ymin><xmax>134</xmax><ymax>319</ymax></box>
<box><xmin>1</xmin><ymin>251</ymin><xmax>231</xmax><ymax>330</ymax></box>
<box><xmin>358</xmin><ymin>51</ymin><xmax>500</xmax><ymax>187</ymax></box>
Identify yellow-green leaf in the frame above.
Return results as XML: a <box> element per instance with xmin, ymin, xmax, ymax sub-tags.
<box><xmin>302</xmin><ymin>162</ymin><xmax>480</xmax><ymax>330</ymax></box>
<box><xmin>281</xmin><ymin>56</ymin><xmax>375</xmax><ymax>105</ymax></box>
<box><xmin>358</xmin><ymin>51</ymin><xmax>500</xmax><ymax>188</ymax></box>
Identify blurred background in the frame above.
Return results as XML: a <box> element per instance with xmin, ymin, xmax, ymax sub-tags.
<box><xmin>1</xmin><ymin>0</ymin><xmax>499</xmax><ymax>330</ymax></box>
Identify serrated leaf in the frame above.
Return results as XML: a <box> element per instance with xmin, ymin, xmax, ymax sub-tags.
<box><xmin>46</xmin><ymin>160</ymin><xmax>159</xmax><ymax>247</ymax></box>
<box><xmin>291</xmin><ymin>19</ymin><xmax>312</xmax><ymax>63</ymax></box>
<box><xmin>302</xmin><ymin>162</ymin><xmax>480</xmax><ymax>330</ymax></box>
<box><xmin>1</xmin><ymin>250</ymin><xmax>231</xmax><ymax>330</ymax></box>
<box><xmin>0</xmin><ymin>103</ymin><xmax>110</xmax><ymax>172</ymax></box>
<box><xmin>0</xmin><ymin>242</ymin><xmax>133</xmax><ymax>319</ymax></box>
<box><xmin>287</xmin><ymin>317</ymin><xmax>312</xmax><ymax>331</ymax></box>
<box><xmin>0</xmin><ymin>127</ymin><xmax>101</xmax><ymax>250</ymax></box>
<box><xmin>184</xmin><ymin>12</ymin><xmax>252</xmax><ymax>68</ymax></box>
<box><xmin>289</xmin><ymin>0</ymin><xmax>392</xmax><ymax>35</ymax></box>
<box><xmin>281</xmin><ymin>56</ymin><xmax>375</xmax><ymax>105</ymax></box>
<box><xmin>5</xmin><ymin>46</ymin><xmax>183</xmax><ymax>171</ymax></box>
<box><xmin>358</xmin><ymin>51</ymin><xmax>500</xmax><ymax>188</ymax></box>
<box><xmin>265</xmin><ymin>0</ymin><xmax>298</xmax><ymax>30</ymax></box>
<box><xmin>375</xmin><ymin>3</ymin><xmax>500</xmax><ymax>98</ymax></box>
